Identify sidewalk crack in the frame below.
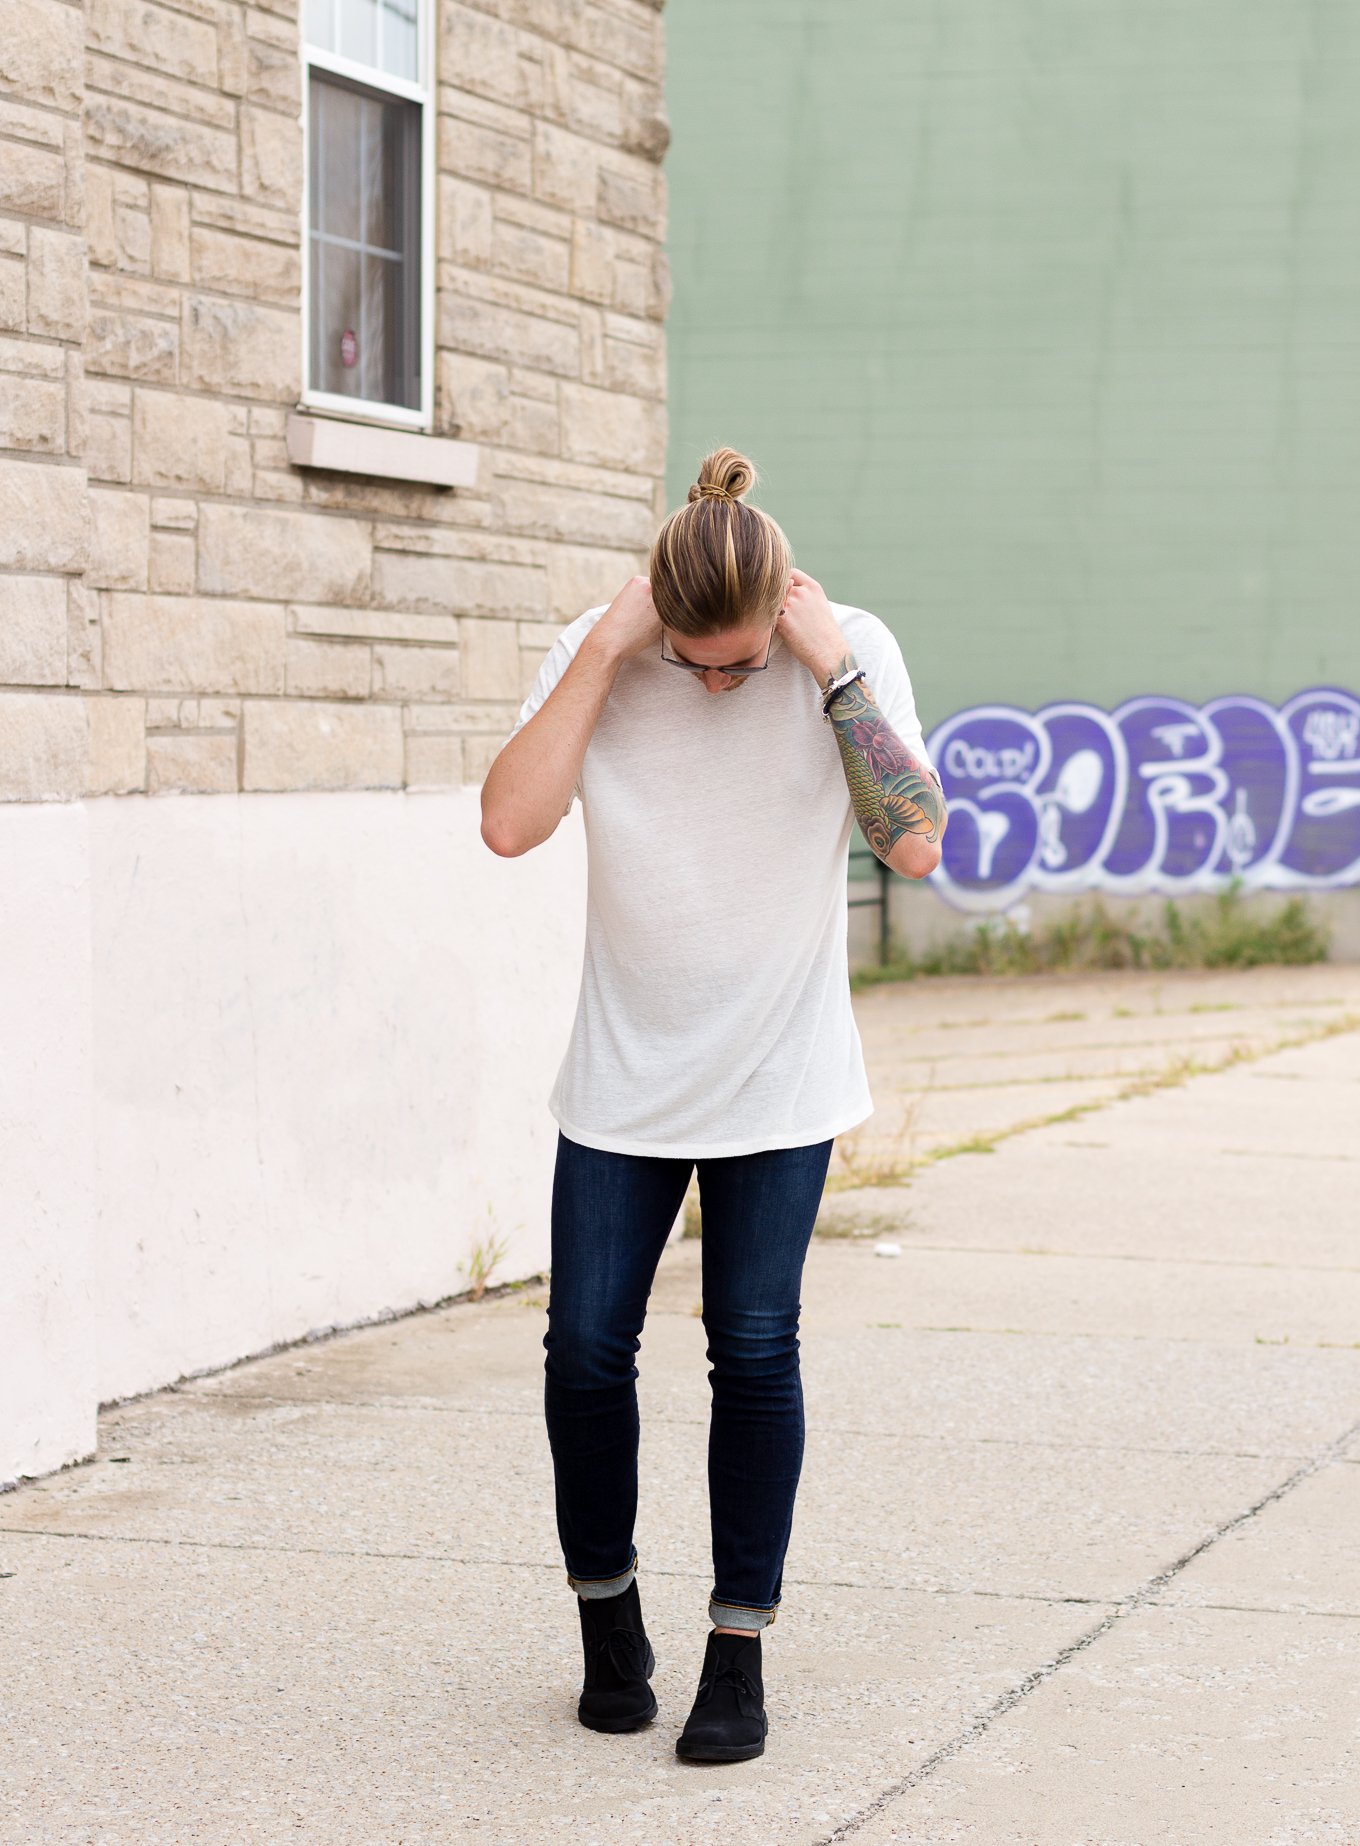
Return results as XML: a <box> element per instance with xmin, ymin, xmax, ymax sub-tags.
<box><xmin>819</xmin><ymin>1411</ymin><xmax>1360</xmax><ymax>1844</ymax></box>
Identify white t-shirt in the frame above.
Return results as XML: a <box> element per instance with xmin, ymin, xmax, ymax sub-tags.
<box><xmin>507</xmin><ymin>600</ymin><xmax>936</xmax><ymax>1158</ymax></box>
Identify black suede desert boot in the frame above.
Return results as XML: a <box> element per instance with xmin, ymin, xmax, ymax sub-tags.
<box><xmin>675</xmin><ymin>1629</ymin><xmax>767</xmax><ymax>1763</ymax></box>
<box><xmin>576</xmin><ymin>1577</ymin><xmax>657</xmax><ymax>1732</ymax></box>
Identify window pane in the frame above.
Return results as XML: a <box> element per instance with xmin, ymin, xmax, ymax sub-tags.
<box><xmin>302</xmin><ymin>0</ymin><xmax>334</xmax><ymax>52</ymax></box>
<box><xmin>337</xmin><ymin>0</ymin><xmax>377</xmax><ymax>67</ymax></box>
<box><xmin>318</xmin><ymin>236</ymin><xmax>361</xmax><ymax>382</ymax></box>
<box><xmin>361</xmin><ymin>98</ymin><xmax>388</xmax><ymax>250</ymax></box>
<box><xmin>308</xmin><ymin>71</ymin><xmax>421</xmax><ymax>411</ymax></box>
<box><xmin>326</xmin><ymin>0</ymin><xmax>418</xmax><ymax>82</ymax></box>
<box><xmin>317</xmin><ymin>81</ymin><xmax>362</xmax><ymax>243</ymax></box>
<box><xmin>361</xmin><ymin>250</ymin><xmax>392</xmax><ymax>405</ymax></box>
<box><xmin>311</xmin><ymin>0</ymin><xmax>420</xmax><ymax>81</ymax></box>
<box><xmin>380</xmin><ymin>0</ymin><xmax>418</xmax><ymax>80</ymax></box>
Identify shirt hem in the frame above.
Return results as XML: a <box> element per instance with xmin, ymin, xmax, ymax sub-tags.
<box><xmin>549</xmin><ymin>1097</ymin><xmax>875</xmax><ymax>1161</ymax></box>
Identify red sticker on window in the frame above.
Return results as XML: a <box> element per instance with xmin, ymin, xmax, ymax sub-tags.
<box><xmin>340</xmin><ymin>328</ymin><xmax>358</xmax><ymax>367</ymax></box>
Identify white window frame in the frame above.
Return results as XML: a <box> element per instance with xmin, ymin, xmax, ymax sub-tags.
<box><xmin>298</xmin><ymin>0</ymin><xmax>436</xmax><ymax>432</ymax></box>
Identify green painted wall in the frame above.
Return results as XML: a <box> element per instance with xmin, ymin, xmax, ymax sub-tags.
<box><xmin>665</xmin><ymin>1</ymin><xmax>1360</xmax><ymax>725</ymax></box>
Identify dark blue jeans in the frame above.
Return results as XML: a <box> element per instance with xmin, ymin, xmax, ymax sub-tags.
<box><xmin>542</xmin><ymin>1129</ymin><xmax>834</xmax><ymax>1629</ymax></box>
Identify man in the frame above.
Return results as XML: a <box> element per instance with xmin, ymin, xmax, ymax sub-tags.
<box><xmin>481</xmin><ymin>448</ymin><xmax>946</xmax><ymax>1762</ymax></box>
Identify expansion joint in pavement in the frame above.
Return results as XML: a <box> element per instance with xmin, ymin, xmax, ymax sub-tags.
<box><xmin>817</xmin><ymin>1410</ymin><xmax>1360</xmax><ymax>1845</ymax></box>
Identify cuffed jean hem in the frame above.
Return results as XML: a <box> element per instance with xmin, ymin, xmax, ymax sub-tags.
<box><xmin>567</xmin><ymin>1547</ymin><xmax>638</xmax><ymax>1601</ymax></box>
<box><xmin>709</xmin><ymin>1595</ymin><xmax>780</xmax><ymax>1630</ymax></box>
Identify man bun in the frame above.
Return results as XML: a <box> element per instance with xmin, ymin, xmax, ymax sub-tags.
<box><xmin>652</xmin><ymin>445</ymin><xmax>792</xmax><ymax>638</ymax></box>
<box><xmin>687</xmin><ymin>446</ymin><xmax>756</xmax><ymax>505</ymax></box>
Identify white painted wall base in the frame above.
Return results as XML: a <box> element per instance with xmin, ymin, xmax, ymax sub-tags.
<box><xmin>0</xmin><ymin>803</ymin><xmax>98</xmax><ymax>1483</ymax></box>
<box><xmin>847</xmin><ymin>873</ymin><xmax>1360</xmax><ymax>971</ymax></box>
<box><xmin>1</xmin><ymin>789</ymin><xmax>586</xmax><ymax>1488</ymax></box>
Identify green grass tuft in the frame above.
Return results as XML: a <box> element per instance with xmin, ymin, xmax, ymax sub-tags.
<box><xmin>852</xmin><ymin>884</ymin><xmax>1329</xmax><ymax>990</ymax></box>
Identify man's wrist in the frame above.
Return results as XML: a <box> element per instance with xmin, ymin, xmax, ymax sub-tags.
<box><xmin>581</xmin><ymin>619</ymin><xmax>630</xmax><ymax>674</ymax></box>
<box><xmin>806</xmin><ymin>642</ymin><xmax>851</xmax><ymax>687</ymax></box>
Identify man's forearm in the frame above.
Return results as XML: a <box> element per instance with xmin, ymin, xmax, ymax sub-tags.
<box><xmin>821</xmin><ymin>650</ymin><xmax>946</xmax><ymax>874</ymax></box>
<box><xmin>480</xmin><ymin>624</ymin><xmax>624</xmax><ymax>856</ymax></box>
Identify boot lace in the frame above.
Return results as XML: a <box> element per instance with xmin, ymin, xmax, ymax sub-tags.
<box><xmin>592</xmin><ymin>1624</ymin><xmax>649</xmax><ymax>1684</ymax></box>
<box><xmin>698</xmin><ymin>1659</ymin><xmax>761</xmax><ymax>1709</ymax></box>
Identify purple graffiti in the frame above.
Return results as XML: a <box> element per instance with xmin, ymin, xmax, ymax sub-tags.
<box><xmin>926</xmin><ymin>687</ymin><xmax>1360</xmax><ymax>912</ymax></box>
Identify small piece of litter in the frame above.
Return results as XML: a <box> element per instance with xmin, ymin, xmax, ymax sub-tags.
<box><xmin>873</xmin><ymin>1241</ymin><xmax>902</xmax><ymax>1257</ymax></box>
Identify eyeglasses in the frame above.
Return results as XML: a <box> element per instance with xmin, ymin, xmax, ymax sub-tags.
<box><xmin>660</xmin><ymin>628</ymin><xmax>776</xmax><ymax>677</ymax></box>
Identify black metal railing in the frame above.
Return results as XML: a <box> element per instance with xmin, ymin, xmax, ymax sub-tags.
<box><xmin>848</xmin><ymin>846</ymin><xmax>892</xmax><ymax>966</ymax></box>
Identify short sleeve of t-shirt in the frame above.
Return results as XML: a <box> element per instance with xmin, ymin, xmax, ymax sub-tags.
<box><xmin>840</xmin><ymin>607</ymin><xmax>941</xmax><ymax>788</ymax></box>
<box><xmin>506</xmin><ymin>604</ymin><xmax>608</xmax><ymax>815</ymax></box>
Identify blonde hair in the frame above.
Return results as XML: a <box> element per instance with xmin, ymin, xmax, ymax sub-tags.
<box><xmin>648</xmin><ymin>447</ymin><xmax>793</xmax><ymax>639</ymax></box>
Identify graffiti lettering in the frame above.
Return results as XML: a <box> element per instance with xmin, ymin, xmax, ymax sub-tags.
<box><xmin>926</xmin><ymin>687</ymin><xmax>1360</xmax><ymax>913</ymax></box>
<box><xmin>1302</xmin><ymin>709</ymin><xmax>1358</xmax><ymax>763</ymax></box>
<box><xmin>943</xmin><ymin>737</ymin><xmax>1039</xmax><ymax>783</ymax></box>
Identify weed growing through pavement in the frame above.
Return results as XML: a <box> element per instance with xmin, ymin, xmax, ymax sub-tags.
<box><xmin>459</xmin><ymin>1206</ymin><xmax>511</xmax><ymax>1302</ymax></box>
<box><xmin>826</xmin><ymin>1089</ymin><xmax>926</xmax><ymax>1191</ymax></box>
<box><xmin>681</xmin><ymin>1177</ymin><xmax>703</xmax><ymax>1239</ymax></box>
<box><xmin>815</xmin><ymin>1206</ymin><xmax>918</xmax><ymax>1240</ymax></box>
<box><xmin>824</xmin><ymin>1012</ymin><xmax>1358</xmax><ymax>1196</ymax></box>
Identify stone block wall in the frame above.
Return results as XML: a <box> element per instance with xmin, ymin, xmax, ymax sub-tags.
<box><xmin>1</xmin><ymin>0</ymin><xmax>669</xmax><ymax>802</ymax></box>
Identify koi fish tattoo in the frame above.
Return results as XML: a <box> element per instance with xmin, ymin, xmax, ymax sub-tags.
<box><xmin>823</xmin><ymin>652</ymin><xmax>945</xmax><ymax>861</ymax></box>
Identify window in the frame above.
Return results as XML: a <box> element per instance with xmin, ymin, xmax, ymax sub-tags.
<box><xmin>300</xmin><ymin>0</ymin><xmax>433</xmax><ymax>429</ymax></box>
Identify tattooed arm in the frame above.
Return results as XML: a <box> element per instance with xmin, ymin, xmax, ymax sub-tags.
<box><xmin>775</xmin><ymin>568</ymin><xmax>947</xmax><ymax>879</ymax></box>
<box><xmin>821</xmin><ymin>647</ymin><xmax>946</xmax><ymax>876</ymax></box>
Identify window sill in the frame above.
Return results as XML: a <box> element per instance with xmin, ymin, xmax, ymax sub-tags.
<box><xmin>286</xmin><ymin>411</ymin><xmax>479</xmax><ymax>490</ymax></box>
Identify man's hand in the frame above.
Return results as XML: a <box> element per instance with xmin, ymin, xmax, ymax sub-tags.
<box><xmin>481</xmin><ymin>577</ymin><xmax>658</xmax><ymax>858</ymax></box>
<box><xmin>776</xmin><ymin>566</ymin><xmax>947</xmax><ymax>878</ymax></box>
<box><xmin>774</xmin><ymin>567</ymin><xmax>847</xmax><ymax>686</ymax></box>
<box><xmin>592</xmin><ymin>575</ymin><xmax>662</xmax><ymax>664</ymax></box>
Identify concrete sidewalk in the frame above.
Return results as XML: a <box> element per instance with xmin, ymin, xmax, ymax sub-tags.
<box><xmin>3</xmin><ymin>966</ymin><xmax>1358</xmax><ymax>1845</ymax></box>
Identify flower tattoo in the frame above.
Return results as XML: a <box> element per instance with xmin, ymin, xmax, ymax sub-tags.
<box><xmin>823</xmin><ymin>653</ymin><xmax>945</xmax><ymax>865</ymax></box>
